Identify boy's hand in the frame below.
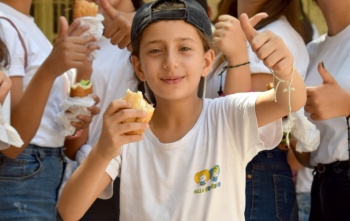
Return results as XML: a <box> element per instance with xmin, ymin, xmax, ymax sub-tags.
<box><xmin>305</xmin><ymin>62</ymin><xmax>350</xmax><ymax>120</ymax></box>
<box><xmin>71</xmin><ymin>94</ymin><xmax>100</xmax><ymax>129</ymax></box>
<box><xmin>96</xmin><ymin>99</ymin><xmax>149</xmax><ymax>159</ymax></box>
<box><xmin>100</xmin><ymin>0</ymin><xmax>134</xmax><ymax>50</ymax></box>
<box><xmin>240</xmin><ymin>13</ymin><xmax>294</xmax><ymax>76</ymax></box>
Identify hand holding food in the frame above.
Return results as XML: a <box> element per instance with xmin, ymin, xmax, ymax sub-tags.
<box><xmin>122</xmin><ymin>89</ymin><xmax>154</xmax><ymax>135</ymax></box>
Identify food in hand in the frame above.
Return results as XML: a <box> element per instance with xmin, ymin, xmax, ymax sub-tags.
<box><xmin>73</xmin><ymin>0</ymin><xmax>98</xmax><ymax>19</ymax></box>
<box><xmin>70</xmin><ymin>80</ymin><xmax>93</xmax><ymax>98</ymax></box>
<box><xmin>122</xmin><ymin>89</ymin><xmax>154</xmax><ymax>135</ymax></box>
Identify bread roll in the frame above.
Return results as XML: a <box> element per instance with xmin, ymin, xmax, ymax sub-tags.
<box><xmin>73</xmin><ymin>0</ymin><xmax>98</xmax><ymax>19</ymax></box>
<box><xmin>122</xmin><ymin>89</ymin><xmax>154</xmax><ymax>135</ymax></box>
<box><xmin>70</xmin><ymin>80</ymin><xmax>93</xmax><ymax>98</ymax></box>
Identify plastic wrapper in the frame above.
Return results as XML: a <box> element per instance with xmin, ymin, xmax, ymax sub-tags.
<box><xmin>0</xmin><ymin>105</ymin><xmax>23</xmax><ymax>149</ymax></box>
<box><xmin>58</xmin><ymin>96</ymin><xmax>95</xmax><ymax>136</ymax></box>
<box><xmin>74</xmin><ymin>14</ymin><xmax>104</xmax><ymax>59</ymax></box>
<box><xmin>282</xmin><ymin>108</ymin><xmax>320</xmax><ymax>153</ymax></box>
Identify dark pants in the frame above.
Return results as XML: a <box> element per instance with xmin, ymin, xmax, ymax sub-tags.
<box><xmin>245</xmin><ymin>148</ymin><xmax>298</xmax><ymax>221</ymax></box>
<box><xmin>80</xmin><ymin>177</ymin><xmax>120</xmax><ymax>221</ymax></box>
<box><xmin>309</xmin><ymin>161</ymin><xmax>350</xmax><ymax>221</ymax></box>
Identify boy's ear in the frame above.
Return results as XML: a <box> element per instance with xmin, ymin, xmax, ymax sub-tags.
<box><xmin>131</xmin><ymin>55</ymin><xmax>146</xmax><ymax>81</ymax></box>
<box><xmin>202</xmin><ymin>49</ymin><xmax>215</xmax><ymax>77</ymax></box>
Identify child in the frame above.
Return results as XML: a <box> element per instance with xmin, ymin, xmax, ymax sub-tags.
<box><xmin>57</xmin><ymin>0</ymin><xmax>306</xmax><ymax>220</ymax></box>
<box><xmin>0</xmin><ymin>1</ymin><xmax>100</xmax><ymax>220</ymax></box>
<box><xmin>304</xmin><ymin>0</ymin><xmax>350</xmax><ymax>220</ymax></box>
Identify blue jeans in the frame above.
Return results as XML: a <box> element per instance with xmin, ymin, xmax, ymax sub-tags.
<box><xmin>297</xmin><ymin>192</ymin><xmax>311</xmax><ymax>221</ymax></box>
<box><xmin>245</xmin><ymin>148</ymin><xmax>298</xmax><ymax>221</ymax></box>
<box><xmin>309</xmin><ymin>161</ymin><xmax>350</xmax><ymax>221</ymax></box>
<box><xmin>0</xmin><ymin>145</ymin><xmax>66</xmax><ymax>221</ymax></box>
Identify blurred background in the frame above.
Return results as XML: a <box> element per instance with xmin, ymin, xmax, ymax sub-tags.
<box><xmin>31</xmin><ymin>0</ymin><xmax>326</xmax><ymax>43</ymax></box>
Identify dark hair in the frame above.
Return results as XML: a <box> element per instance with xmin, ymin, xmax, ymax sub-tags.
<box><xmin>215</xmin><ymin>0</ymin><xmax>313</xmax><ymax>44</ymax></box>
<box><xmin>131</xmin><ymin>0</ymin><xmax>144</xmax><ymax>10</ymax></box>
<box><xmin>0</xmin><ymin>39</ymin><xmax>9</xmax><ymax>69</ymax></box>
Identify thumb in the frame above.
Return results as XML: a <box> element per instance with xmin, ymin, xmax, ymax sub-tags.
<box><xmin>318</xmin><ymin>61</ymin><xmax>335</xmax><ymax>84</ymax></box>
<box><xmin>100</xmin><ymin>0</ymin><xmax>117</xmax><ymax>19</ymax></box>
<box><xmin>249</xmin><ymin>13</ymin><xmax>268</xmax><ymax>28</ymax></box>
<box><xmin>239</xmin><ymin>13</ymin><xmax>260</xmax><ymax>43</ymax></box>
<box><xmin>57</xmin><ymin>16</ymin><xmax>69</xmax><ymax>38</ymax></box>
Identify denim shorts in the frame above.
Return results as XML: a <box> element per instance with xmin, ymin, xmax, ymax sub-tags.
<box><xmin>0</xmin><ymin>144</ymin><xmax>66</xmax><ymax>221</ymax></box>
<box><xmin>309</xmin><ymin>161</ymin><xmax>350</xmax><ymax>221</ymax></box>
<box><xmin>245</xmin><ymin>148</ymin><xmax>298</xmax><ymax>221</ymax></box>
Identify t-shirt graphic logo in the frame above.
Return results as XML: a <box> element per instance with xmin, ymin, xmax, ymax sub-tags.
<box><xmin>193</xmin><ymin>165</ymin><xmax>221</xmax><ymax>194</ymax></box>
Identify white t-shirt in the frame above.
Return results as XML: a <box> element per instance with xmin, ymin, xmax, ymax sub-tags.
<box><xmin>102</xmin><ymin>93</ymin><xmax>282</xmax><ymax>221</ymax></box>
<box><xmin>305</xmin><ymin>25</ymin><xmax>350</xmax><ymax>166</ymax></box>
<box><xmin>206</xmin><ymin>16</ymin><xmax>309</xmax><ymax>98</ymax></box>
<box><xmin>0</xmin><ymin>3</ymin><xmax>70</xmax><ymax>147</ymax></box>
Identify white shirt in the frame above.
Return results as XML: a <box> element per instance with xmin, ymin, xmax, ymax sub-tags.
<box><xmin>102</xmin><ymin>93</ymin><xmax>282</xmax><ymax>221</ymax></box>
<box><xmin>0</xmin><ymin>3</ymin><xmax>70</xmax><ymax>147</ymax></box>
<box><xmin>305</xmin><ymin>25</ymin><xmax>350</xmax><ymax>166</ymax></box>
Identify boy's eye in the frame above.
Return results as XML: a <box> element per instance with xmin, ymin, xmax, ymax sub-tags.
<box><xmin>150</xmin><ymin>49</ymin><xmax>162</xmax><ymax>53</ymax></box>
<box><xmin>180</xmin><ymin>47</ymin><xmax>191</xmax><ymax>51</ymax></box>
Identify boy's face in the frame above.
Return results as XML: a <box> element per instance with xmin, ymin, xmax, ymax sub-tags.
<box><xmin>132</xmin><ymin>20</ymin><xmax>214</xmax><ymax>101</ymax></box>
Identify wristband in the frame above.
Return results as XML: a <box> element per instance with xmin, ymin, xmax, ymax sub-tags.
<box><xmin>224</xmin><ymin>61</ymin><xmax>250</xmax><ymax>69</ymax></box>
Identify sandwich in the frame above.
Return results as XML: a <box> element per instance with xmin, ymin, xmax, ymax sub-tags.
<box><xmin>70</xmin><ymin>80</ymin><xmax>93</xmax><ymax>98</ymax></box>
<box><xmin>122</xmin><ymin>89</ymin><xmax>155</xmax><ymax>135</ymax></box>
<box><xmin>73</xmin><ymin>0</ymin><xmax>98</xmax><ymax>19</ymax></box>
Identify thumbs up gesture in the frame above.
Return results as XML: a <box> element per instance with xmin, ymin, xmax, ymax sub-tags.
<box><xmin>213</xmin><ymin>13</ymin><xmax>267</xmax><ymax>60</ymax></box>
<box><xmin>100</xmin><ymin>0</ymin><xmax>134</xmax><ymax>50</ymax></box>
<box><xmin>305</xmin><ymin>62</ymin><xmax>350</xmax><ymax>120</ymax></box>
<box><xmin>43</xmin><ymin>16</ymin><xmax>99</xmax><ymax>78</ymax></box>
<box><xmin>239</xmin><ymin>13</ymin><xmax>294</xmax><ymax>76</ymax></box>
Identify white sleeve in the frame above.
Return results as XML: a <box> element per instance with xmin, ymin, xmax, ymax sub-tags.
<box><xmin>98</xmin><ymin>156</ymin><xmax>121</xmax><ymax>199</ymax></box>
<box><xmin>0</xmin><ymin>21</ymin><xmax>26</xmax><ymax>77</ymax></box>
<box><xmin>224</xmin><ymin>93</ymin><xmax>282</xmax><ymax>162</ymax></box>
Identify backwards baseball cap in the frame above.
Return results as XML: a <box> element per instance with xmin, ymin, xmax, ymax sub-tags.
<box><xmin>131</xmin><ymin>0</ymin><xmax>212</xmax><ymax>49</ymax></box>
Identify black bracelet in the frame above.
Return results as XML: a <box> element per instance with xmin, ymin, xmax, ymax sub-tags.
<box><xmin>224</xmin><ymin>61</ymin><xmax>250</xmax><ymax>69</ymax></box>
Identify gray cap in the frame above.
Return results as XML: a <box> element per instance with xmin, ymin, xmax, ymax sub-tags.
<box><xmin>131</xmin><ymin>0</ymin><xmax>212</xmax><ymax>49</ymax></box>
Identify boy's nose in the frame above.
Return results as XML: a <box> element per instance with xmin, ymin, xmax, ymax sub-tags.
<box><xmin>162</xmin><ymin>50</ymin><xmax>178</xmax><ymax>70</ymax></box>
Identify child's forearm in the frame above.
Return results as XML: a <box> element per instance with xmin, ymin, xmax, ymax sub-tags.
<box><xmin>273</xmin><ymin>67</ymin><xmax>307</xmax><ymax>113</ymax></box>
<box><xmin>57</xmin><ymin>145</ymin><xmax>113</xmax><ymax>221</ymax></box>
<box><xmin>1</xmin><ymin>65</ymin><xmax>57</xmax><ymax>158</ymax></box>
<box><xmin>256</xmin><ymin>67</ymin><xmax>306</xmax><ymax>127</ymax></box>
<box><xmin>223</xmin><ymin>53</ymin><xmax>251</xmax><ymax>95</ymax></box>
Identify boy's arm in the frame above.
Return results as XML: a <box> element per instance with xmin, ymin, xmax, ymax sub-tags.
<box><xmin>57</xmin><ymin>146</ymin><xmax>113</xmax><ymax>221</ymax></box>
<box><xmin>57</xmin><ymin>99</ymin><xmax>149</xmax><ymax>220</ymax></box>
<box><xmin>239</xmin><ymin>13</ymin><xmax>307</xmax><ymax>127</ymax></box>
